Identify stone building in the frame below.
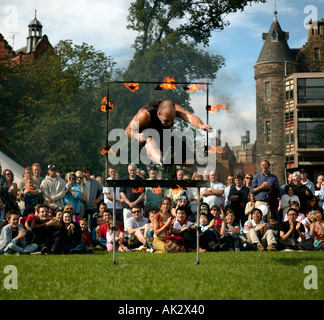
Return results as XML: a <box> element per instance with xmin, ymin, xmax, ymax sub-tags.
<box><xmin>254</xmin><ymin>11</ymin><xmax>324</xmax><ymax>184</ymax></box>
<box><xmin>0</xmin><ymin>11</ymin><xmax>52</xmax><ymax>64</ymax></box>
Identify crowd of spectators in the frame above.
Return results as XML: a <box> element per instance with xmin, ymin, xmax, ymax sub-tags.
<box><xmin>0</xmin><ymin>160</ymin><xmax>323</xmax><ymax>254</ymax></box>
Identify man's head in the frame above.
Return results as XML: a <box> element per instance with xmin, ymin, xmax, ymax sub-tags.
<box><xmin>176</xmin><ymin>170</ymin><xmax>184</xmax><ymax>180</ymax></box>
<box><xmin>24</xmin><ymin>166</ymin><xmax>33</xmax><ymax>179</ymax></box>
<box><xmin>287</xmin><ymin>208</ymin><xmax>298</xmax><ymax>223</ymax></box>
<box><xmin>157</xmin><ymin>100</ymin><xmax>176</xmax><ymax>128</ymax></box>
<box><xmin>103</xmin><ymin>209</ymin><xmax>112</xmax><ymax>223</ymax></box>
<box><xmin>260</xmin><ymin>160</ymin><xmax>270</xmax><ymax>174</ymax></box>
<box><xmin>108</xmin><ymin>167</ymin><xmax>117</xmax><ymax>179</ymax></box>
<box><xmin>252</xmin><ymin>208</ymin><xmax>262</xmax><ymax>223</ymax></box>
<box><xmin>149</xmin><ymin>166</ymin><xmax>158</xmax><ymax>180</ymax></box>
<box><xmin>209</xmin><ymin>170</ymin><xmax>218</xmax><ymax>182</ymax></box>
<box><xmin>131</xmin><ymin>205</ymin><xmax>142</xmax><ymax>221</ymax></box>
<box><xmin>31</xmin><ymin>163</ymin><xmax>42</xmax><ymax>178</ymax></box>
<box><xmin>300</xmin><ymin>169</ymin><xmax>308</xmax><ymax>181</ymax></box>
<box><xmin>227</xmin><ymin>175</ymin><xmax>234</xmax><ymax>186</ymax></box>
<box><xmin>98</xmin><ymin>201</ymin><xmax>107</xmax><ymax>214</ymax></box>
<box><xmin>47</xmin><ymin>164</ymin><xmax>57</xmax><ymax>178</ymax></box>
<box><xmin>37</xmin><ymin>204</ymin><xmax>49</xmax><ymax>221</ymax></box>
<box><xmin>317</xmin><ymin>175</ymin><xmax>324</xmax><ymax>186</ymax></box>
<box><xmin>234</xmin><ymin>174</ymin><xmax>243</xmax><ymax>188</ymax></box>
<box><xmin>82</xmin><ymin>166</ymin><xmax>91</xmax><ymax>181</ymax></box>
<box><xmin>128</xmin><ymin>164</ymin><xmax>137</xmax><ymax>179</ymax></box>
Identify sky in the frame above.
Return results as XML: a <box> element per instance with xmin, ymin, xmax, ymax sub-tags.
<box><xmin>1</xmin><ymin>0</ymin><xmax>324</xmax><ymax>147</ymax></box>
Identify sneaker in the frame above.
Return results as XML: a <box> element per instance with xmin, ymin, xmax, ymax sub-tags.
<box><xmin>257</xmin><ymin>243</ymin><xmax>265</xmax><ymax>251</ymax></box>
<box><xmin>267</xmin><ymin>244</ymin><xmax>276</xmax><ymax>251</ymax></box>
<box><xmin>136</xmin><ymin>245</ymin><xmax>147</xmax><ymax>252</ymax></box>
<box><xmin>146</xmin><ymin>248</ymin><xmax>154</xmax><ymax>253</ymax></box>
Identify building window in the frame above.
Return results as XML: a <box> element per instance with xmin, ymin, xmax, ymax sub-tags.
<box><xmin>297</xmin><ymin>77</ymin><xmax>324</xmax><ymax>103</ymax></box>
<box><xmin>314</xmin><ymin>48</ymin><xmax>320</xmax><ymax>60</ymax></box>
<box><xmin>265</xmin><ymin>82</ymin><xmax>271</xmax><ymax>101</ymax></box>
<box><xmin>298</xmin><ymin>121</ymin><xmax>324</xmax><ymax>148</ymax></box>
<box><xmin>265</xmin><ymin>120</ymin><xmax>271</xmax><ymax>144</ymax></box>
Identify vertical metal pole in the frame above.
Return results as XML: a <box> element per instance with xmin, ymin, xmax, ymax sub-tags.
<box><xmin>195</xmin><ymin>186</ymin><xmax>201</xmax><ymax>265</ymax></box>
<box><xmin>112</xmin><ymin>187</ymin><xmax>118</xmax><ymax>264</ymax></box>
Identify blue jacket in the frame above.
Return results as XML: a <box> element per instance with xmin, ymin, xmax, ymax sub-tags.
<box><xmin>63</xmin><ymin>183</ymin><xmax>82</xmax><ymax>214</ymax></box>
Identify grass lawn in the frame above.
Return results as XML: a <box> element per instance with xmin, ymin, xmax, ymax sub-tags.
<box><xmin>0</xmin><ymin>251</ymin><xmax>323</xmax><ymax>300</ymax></box>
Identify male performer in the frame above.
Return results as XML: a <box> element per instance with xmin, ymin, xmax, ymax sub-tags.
<box><xmin>125</xmin><ymin>100</ymin><xmax>211</xmax><ymax>171</ymax></box>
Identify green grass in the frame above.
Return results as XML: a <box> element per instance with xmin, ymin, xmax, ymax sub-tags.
<box><xmin>0</xmin><ymin>251</ymin><xmax>323</xmax><ymax>300</ymax></box>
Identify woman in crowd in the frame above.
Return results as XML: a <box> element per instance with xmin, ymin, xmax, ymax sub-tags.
<box><xmin>153</xmin><ymin>197</ymin><xmax>174</xmax><ymax>253</ymax></box>
<box><xmin>243</xmin><ymin>174</ymin><xmax>254</xmax><ymax>188</ymax></box>
<box><xmin>63</xmin><ymin>172</ymin><xmax>82</xmax><ymax>222</ymax></box>
<box><xmin>280</xmin><ymin>185</ymin><xmax>300</xmax><ymax>222</ymax></box>
<box><xmin>60</xmin><ymin>210</ymin><xmax>86</xmax><ymax>254</ymax></box>
<box><xmin>4</xmin><ymin>169</ymin><xmax>18</xmax><ymax>203</ymax></box>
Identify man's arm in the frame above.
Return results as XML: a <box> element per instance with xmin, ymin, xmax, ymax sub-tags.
<box><xmin>175</xmin><ymin>104</ymin><xmax>211</xmax><ymax>131</ymax></box>
<box><xmin>125</xmin><ymin>109</ymin><xmax>151</xmax><ymax>142</ymax></box>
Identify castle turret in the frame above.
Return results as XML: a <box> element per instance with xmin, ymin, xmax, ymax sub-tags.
<box><xmin>254</xmin><ymin>11</ymin><xmax>298</xmax><ymax>183</ymax></box>
<box><xmin>26</xmin><ymin>10</ymin><xmax>43</xmax><ymax>54</ymax></box>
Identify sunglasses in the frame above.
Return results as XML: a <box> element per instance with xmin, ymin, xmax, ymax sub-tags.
<box><xmin>245</xmin><ymin>177</ymin><xmax>253</xmax><ymax>180</ymax></box>
<box><xmin>132</xmin><ymin>210</ymin><xmax>141</xmax><ymax>214</ymax></box>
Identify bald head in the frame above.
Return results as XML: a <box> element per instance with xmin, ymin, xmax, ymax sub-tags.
<box><xmin>157</xmin><ymin>101</ymin><xmax>176</xmax><ymax>127</ymax></box>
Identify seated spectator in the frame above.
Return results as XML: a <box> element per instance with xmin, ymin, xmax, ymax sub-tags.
<box><xmin>301</xmin><ymin>209</ymin><xmax>316</xmax><ymax>244</ymax></box>
<box><xmin>106</xmin><ymin>220</ymin><xmax>129</xmax><ymax>252</ymax></box>
<box><xmin>299</xmin><ymin>208</ymin><xmax>324</xmax><ymax>251</ymax></box>
<box><xmin>144</xmin><ymin>210</ymin><xmax>156</xmax><ymax>251</ymax></box>
<box><xmin>125</xmin><ymin>204</ymin><xmax>148</xmax><ymax>250</ymax></box>
<box><xmin>0</xmin><ymin>210</ymin><xmax>38</xmax><ymax>255</ymax></box>
<box><xmin>79</xmin><ymin>218</ymin><xmax>92</xmax><ymax>252</ymax></box>
<box><xmin>92</xmin><ymin>215</ymin><xmax>105</xmax><ymax>247</ymax></box>
<box><xmin>53</xmin><ymin>207</ymin><xmax>63</xmax><ymax>221</ymax></box>
<box><xmin>219</xmin><ymin>209</ymin><xmax>243</xmax><ymax>251</ymax></box>
<box><xmin>208</xmin><ymin>204</ymin><xmax>222</xmax><ymax>232</ymax></box>
<box><xmin>170</xmin><ymin>206</ymin><xmax>198</xmax><ymax>252</ymax></box>
<box><xmin>153</xmin><ymin>197</ymin><xmax>174</xmax><ymax>253</ymax></box>
<box><xmin>243</xmin><ymin>208</ymin><xmax>277</xmax><ymax>251</ymax></box>
<box><xmin>198</xmin><ymin>212</ymin><xmax>222</xmax><ymax>252</ymax></box>
<box><xmin>4</xmin><ymin>169</ymin><xmax>18</xmax><ymax>204</ymax></box>
<box><xmin>60</xmin><ymin>211</ymin><xmax>86</xmax><ymax>254</ymax></box>
<box><xmin>284</xmin><ymin>201</ymin><xmax>305</xmax><ymax>222</ymax></box>
<box><xmin>171</xmin><ymin>191</ymin><xmax>192</xmax><ymax>220</ymax></box>
<box><xmin>63</xmin><ymin>172</ymin><xmax>82</xmax><ymax>222</ymax></box>
<box><xmin>269</xmin><ymin>215</ymin><xmax>280</xmax><ymax>243</ymax></box>
<box><xmin>31</xmin><ymin>204</ymin><xmax>61</xmax><ymax>254</ymax></box>
<box><xmin>279</xmin><ymin>208</ymin><xmax>306</xmax><ymax>250</ymax></box>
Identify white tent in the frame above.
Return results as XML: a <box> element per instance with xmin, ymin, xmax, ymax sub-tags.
<box><xmin>0</xmin><ymin>151</ymin><xmax>24</xmax><ymax>184</ymax></box>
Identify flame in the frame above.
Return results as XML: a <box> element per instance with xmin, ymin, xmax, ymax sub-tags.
<box><xmin>207</xmin><ymin>144</ymin><xmax>226</xmax><ymax>154</ymax></box>
<box><xmin>150</xmin><ymin>185</ymin><xmax>162</xmax><ymax>194</ymax></box>
<box><xmin>101</xmin><ymin>97</ymin><xmax>113</xmax><ymax>112</ymax></box>
<box><xmin>100</xmin><ymin>146</ymin><xmax>118</xmax><ymax>155</ymax></box>
<box><xmin>208</xmin><ymin>103</ymin><xmax>228</xmax><ymax>113</ymax></box>
<box><xmin>171</xmin><ymin>184</ymin><xmax>183</xmax><ymax>194</ymax></box>
<box><xmin>124</xmin><ymin>82</ymin><xmax>139</xmax><ymax>92</ymax></box>
<box><xmin>160</xmin><ymin>76</ymin><xmax>177</xmax><ymax>90</ymax></box>
<box><xmin>132</xmin><ymin>187</ymin><xmax>144</xmax><ymax>193</ymax></box>
<box><xmin>187</xmin><ymin>83</ymin><xmax>206</xmax><ymax>92</ymax></box>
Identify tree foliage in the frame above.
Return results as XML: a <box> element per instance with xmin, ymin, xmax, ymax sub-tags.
<box><xmin>127</xmin><ymin>0</ymin><xmax>266</xmax><ymax>55</ymax></box>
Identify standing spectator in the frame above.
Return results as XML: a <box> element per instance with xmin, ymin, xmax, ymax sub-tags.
<box><xmin>41</xmin><ymin>164</ymin><xmax>66</xmax><ymax>209</ymax></box>
<box><xmin>223</xmin><ymin>175</ymin><xmax>234</xmax><ymax>207</ymax></box>
<box><xmin>0</xmin><ymin>210</ymin><xmax>38</xmax><ymax>254</ymax></box>
<box><xmin>243</xmin><ymin>174</ymin><xmax>254</xmax><ymax>188</ymax></box>
<box><xmin>200</xmin><ymin>170</ymin><xmax>224</xmax><ymax>209</ymax></box>
<box><xmin>104</xmin><ymin>166</ymin><xmax>123</xmax><ymax>225</ymax></box>
<box><xmin>291</xmin><ymin>171</ymin><xmax>313</xmax><ymax>214</ymax></box>
<box><xmin>300</xmin><ymin>169</ymin><xmax>315</xmax><ymax>194</ymax></box>
<box><xmin>228</xmin><ymin>174</ymin><xmax>249</xmax><ymax>226</ymax></box>
<box><xmin>280</xmin><ymin>173</ymin><xmax>293</xmax><ymax>196</ymax></box>
<box><xmin>315</xmin><ymin>175</ymin><xmax>324</xmax><ymax>192</ymax></box>
<box><xmin>4</xmin><ymin>169</ymin><xmax>18</xmax><ymax>203</ymax></box>
<box><xmin>280</xmin><ymin>185</ymin><xmax>300</xmax><ymax>222</ymax></box>
<box><xmin>250</xmin><ymin>160</ymin><xmax>279</xmax><ymax>221</ymax></box>
<box><xmin>63</xmin><ymin>172</ymin><xmax>82</xmax><ymax>221</ymax></box>
<box><xmin>120</xmin><ymin>164</ymin><xmax>144</xmax><ymax>229</ymax></box>
<box><xmin>144</xmin><ymin>166</ymin><xmax>166</xmax><ymax>216</ymax></box>
<box><xmin>32</xmin><ymin>163</ymin><xmax>44</xmax><ymax>185</ymax></box>
<box><xmin>75</xmin><ymin>170</ymin><xmax>87</xmax><ymax>220</ymax></box>
<box><xmin>82</xmin><ymin>166</ymin><xmax>103</xmax><ymax>228</ymax></box>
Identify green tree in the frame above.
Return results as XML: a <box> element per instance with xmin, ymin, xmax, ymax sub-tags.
<box><xmin>6</xmin><ymin>41</ymin><xmax>115</xmax><ymax>175</ymax></box>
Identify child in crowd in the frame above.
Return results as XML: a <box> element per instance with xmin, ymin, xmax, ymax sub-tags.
<box><xmin>19</xmin><ymin>177</ymin><xmax>42</xmax><ymax>214</ymax></box>
<box><xmin>79</xmin><ymin>218</ymin><xmax>92</xmax><ymax>252</ymax></box>
<box><xmin>106</xmin><ymin>220</ymin><xmax>129</xmax><ymax>252</ymax></box>
<box><xmin>269</xmin><ymin>215</ymin><xmax>280</xmax><ymax>242</ymax></box>
<box><xmin>0</xmin><ymin>210</ymin><xmax>38</xmax><ymax>254</ymax></box>
<box><xmin>144</xmin><ymin>210</ymin><xmax>156</xmax><ymax>251</ymax></box>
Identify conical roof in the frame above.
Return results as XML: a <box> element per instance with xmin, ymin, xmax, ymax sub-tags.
<box><xmin>256</xmin><ymin>13</ymin><xmax>294</xmax><ymax>64</ymax></box>
<box><xmin>29</xmin><ymin>10</ymin><xmax>42</xmax><ymax>28</ymax></box>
